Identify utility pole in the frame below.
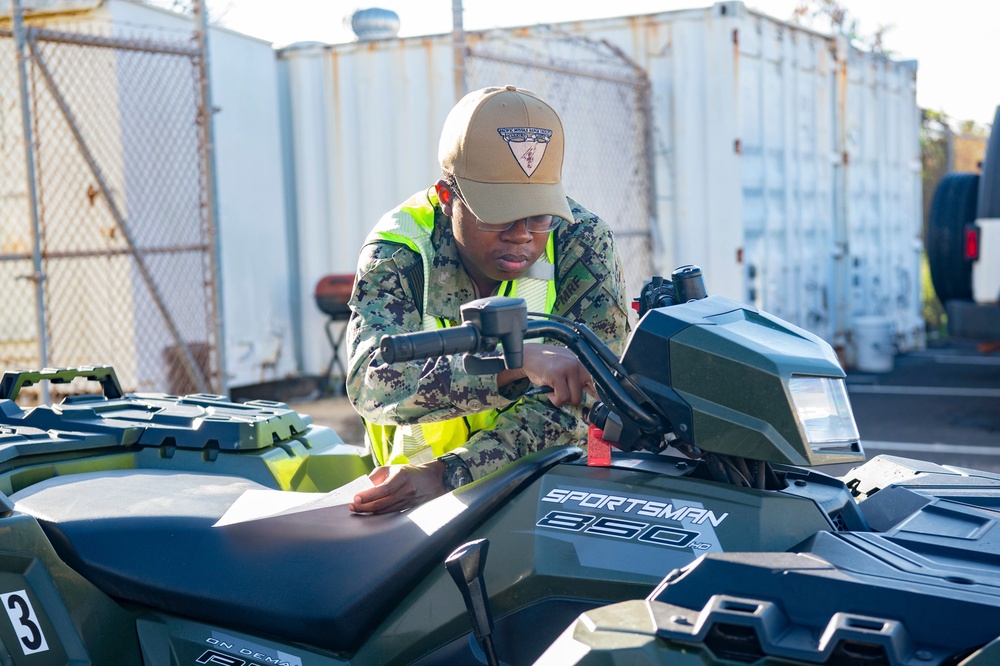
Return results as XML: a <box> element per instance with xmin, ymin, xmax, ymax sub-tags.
<box><xmin>193</xmin><ymin>0</ymin><xmax>228</xmax><ymax>395</ymax></box>
<box><xmin>11</xmin><ymin>0</ymin><xmax>50</xmax><ymax>405</ymax></box>
<box><xmin>452</xmin><ymin>0</ymin><xmax>466</xmax><ymax>101</ymax></box>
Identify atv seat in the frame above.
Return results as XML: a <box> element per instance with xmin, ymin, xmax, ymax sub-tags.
<box><xmin>12</xmin><ymin>445</ymin><xmax>580</xmax><ymax>653</ymax></box>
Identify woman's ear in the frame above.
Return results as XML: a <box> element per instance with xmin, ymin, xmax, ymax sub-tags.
<box><xmin>434</xmin><ymin>179</ymin><xmax>453</xmax><ymax>216</ymax></box>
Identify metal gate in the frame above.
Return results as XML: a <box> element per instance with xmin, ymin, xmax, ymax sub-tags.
<box><xmin>467</xmin><ymin>29</ymin><xmax>658</xmax><ymax>306</ymax></box>
<box><xmin>0</xmin><ymin>4</ymin><xmax>221</xmax><ymax>402</ymax></box>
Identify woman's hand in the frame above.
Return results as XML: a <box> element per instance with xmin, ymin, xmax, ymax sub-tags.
<box><xmin>349</xmin><ymin>460</ymin><xmax>447</xmax><ymax>514</ymax></box>
<box><xmin>497</xmin><ymin>343</ymin><xmax>595</xmax><ymax>407</ymax></box>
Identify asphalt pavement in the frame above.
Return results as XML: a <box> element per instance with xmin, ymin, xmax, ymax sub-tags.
<box><xmin>841</xmin><ymin>339</ymin><xmax>1000</xmax><ymax>475</ymax></box>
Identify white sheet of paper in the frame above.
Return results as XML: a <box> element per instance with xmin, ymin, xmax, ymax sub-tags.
<box><xmin>213</xmin><ymin>475</ymin><xmax>375</xmax><ymax>527</ymax></box>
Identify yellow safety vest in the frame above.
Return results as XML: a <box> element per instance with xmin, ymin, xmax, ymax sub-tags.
<box><xmin>363</xmin><ymin>189</ymin><xmax>557</xmax><ymax>466</ymax></box>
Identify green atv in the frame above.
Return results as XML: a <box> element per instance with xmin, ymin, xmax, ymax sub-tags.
<box><xmin>1</xmin><ymin>267</ymin><xmax>997</xmax><ymax>665</ymax></box>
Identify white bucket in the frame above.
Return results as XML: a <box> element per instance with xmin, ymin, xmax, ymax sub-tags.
<box><xmin>854</xmin><ymin>316</ymin><xmax>896</xmax><ymax>373</ymax></box>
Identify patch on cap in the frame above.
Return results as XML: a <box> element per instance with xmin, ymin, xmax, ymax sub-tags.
<box><xmin>497</xmin><ymin>127</ymin><xmax>552</xmax><ymax>177</ymax></box>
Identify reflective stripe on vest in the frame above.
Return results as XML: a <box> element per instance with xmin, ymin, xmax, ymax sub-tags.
<box><xmin>363</xmin><ymin>189</ymin><xmax>557</xmax><ymax>465</ymax></box>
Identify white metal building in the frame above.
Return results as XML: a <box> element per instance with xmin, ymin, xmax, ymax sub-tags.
<box><xmin>281</xmin><ymin>1</ymin><xmax>923</xmax><ymax>378</ymax></box>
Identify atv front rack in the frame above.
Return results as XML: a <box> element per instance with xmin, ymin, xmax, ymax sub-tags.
<box><xmin>0</xmin><ymin>366</ymin><xmax>369</xmax><ymax>496</ymax></box>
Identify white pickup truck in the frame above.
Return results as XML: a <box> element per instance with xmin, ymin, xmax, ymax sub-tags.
<box><xmin>928</xmin><ymin>105</ymin><xmax>1000</xmax><ymax>338</ymax></box>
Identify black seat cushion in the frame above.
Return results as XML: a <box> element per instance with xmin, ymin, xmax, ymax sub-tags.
<box><xmin>12</xmin><ymin>446</ymin><xmax>579</xmax><ymax>653</ymax></box>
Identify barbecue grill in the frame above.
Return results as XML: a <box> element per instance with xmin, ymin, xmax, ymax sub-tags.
<box><xmin>314</xmin><ymin>274</ymin><xmax>354</xmax><ymax>393</ymax></box>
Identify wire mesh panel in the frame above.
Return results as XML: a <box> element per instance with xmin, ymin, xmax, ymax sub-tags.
<box><xmin>0</xmin><ymin>13</ymin><xmax>220</xmax><ymax>402</ymax></box>
<box><xmin>467</xmin><ymin>30</ymin><xmax>657</xmax><ymax>308</ymax></box>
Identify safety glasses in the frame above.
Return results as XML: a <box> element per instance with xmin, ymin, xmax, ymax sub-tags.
<box><xmin>447</xmin><ymin>181</ymin><xmax>563</xmax><ymax>234</ymax></box>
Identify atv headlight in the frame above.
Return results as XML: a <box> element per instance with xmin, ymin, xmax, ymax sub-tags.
<box><xmin>788</xmin><ymin>376</ymin><xmax>859</xmax><ymax>449</ymax></box>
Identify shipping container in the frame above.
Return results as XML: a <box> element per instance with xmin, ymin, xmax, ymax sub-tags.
<box><xmin>281</xmin><ymin>0</ymin><xmax>924</xmax><ymax>377</ymax></box>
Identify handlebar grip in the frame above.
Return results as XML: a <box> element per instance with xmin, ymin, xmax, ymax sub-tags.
<box><xmin>380</xmin><ymin>326</ymin><xmax>481</xmax><ymax>364</ymax></box>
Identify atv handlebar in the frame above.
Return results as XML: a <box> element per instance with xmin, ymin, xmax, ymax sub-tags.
<box><xmin>523</xmin><ymin>321</ymin><xmax>662</xmax><ymax>433</ymax></box>
<box><xmin>380</xmin><ymin>325</ymin><xmax>482</xmax><ymax>364</ymax></box>
<box><xmin>378</xmin><ymin>302</ymin><xmax>662</xmax><ymax>434</ymax></box>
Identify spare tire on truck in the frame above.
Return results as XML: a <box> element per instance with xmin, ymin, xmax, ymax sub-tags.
<box><xmin>978</xmin><ymin>105</ymin><xmax>1000</xmax><ymax>220</ymax></box>
<box><xmin>928</xmin><ymin>172</ymin><xmax>979</xmax><ymax>303</ymax></box>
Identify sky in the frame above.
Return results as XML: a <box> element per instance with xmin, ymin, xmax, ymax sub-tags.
<box><xmin>205</xmin><ymin>0</ymin><xmax>999</xmax><ymax>128</ymax></box>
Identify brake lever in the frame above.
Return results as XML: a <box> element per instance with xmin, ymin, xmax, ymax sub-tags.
<box><xmin>526</xmin><ymin>385</ymin><xmax>604</xmax><ymax>403</ymax></box>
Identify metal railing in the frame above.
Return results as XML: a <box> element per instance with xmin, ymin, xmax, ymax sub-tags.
<box><xmin>467</xmin><ymin>30</ymin><xmax>658</xmax><ymax>308</ymax></box>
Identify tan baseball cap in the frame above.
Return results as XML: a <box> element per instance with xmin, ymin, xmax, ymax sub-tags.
<box><xmin>439</xmin><ymin>85</ymin><xmax>573</xmax><ymax>226</ymax></box>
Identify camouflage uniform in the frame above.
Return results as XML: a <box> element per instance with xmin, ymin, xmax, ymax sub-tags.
<box><xmin>346</xmin><ymin>188</ymin><xmax>630</xmax><ymax>480</ymax></box>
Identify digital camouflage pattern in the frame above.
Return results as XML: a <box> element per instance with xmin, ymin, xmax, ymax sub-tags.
<box><xmin>346</xmin><ymin>188</ymin><xmax>629</xmax><ymax>479</ymax></box>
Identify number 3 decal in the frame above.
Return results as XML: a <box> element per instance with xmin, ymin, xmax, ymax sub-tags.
<box><xmin>0</xmin><ymin>590</ymin><xmax>49</xmax><ymax>655</ymax></box>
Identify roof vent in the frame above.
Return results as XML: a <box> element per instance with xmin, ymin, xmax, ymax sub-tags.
<box><xmin>350</xmin><ymin>8</ymin><xmax>401</xmax><ymax>41</ymax></box>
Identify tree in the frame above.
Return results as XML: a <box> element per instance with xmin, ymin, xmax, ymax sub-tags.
<box><xmin>791</xmin><ymin>0</ymin><xmax>894</xmax><ymax>56</ymax></box>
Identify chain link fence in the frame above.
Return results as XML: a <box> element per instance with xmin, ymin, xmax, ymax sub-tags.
<box><xmin>467</xmin><ymin>29</ymin><xmax>657</xmax><ymax>308</ymax></box>
<box><xmin>0</xmin><ymin>1</ymin><xmax>221</xmax><ymax>403</ymax></box>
